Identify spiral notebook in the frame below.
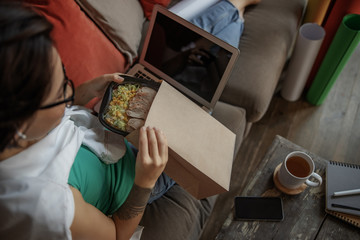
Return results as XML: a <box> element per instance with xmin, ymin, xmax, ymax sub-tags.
<box><xmin>326</xmin><ymin>161</ymin><xmax>360</xmax><ymax>227</ymax></box>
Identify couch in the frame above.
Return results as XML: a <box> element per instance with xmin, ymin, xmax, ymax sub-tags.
<box><xmin>26</xmin><ymin>0</ymin><xmax>306</xmax><ymax>239</ymax></box>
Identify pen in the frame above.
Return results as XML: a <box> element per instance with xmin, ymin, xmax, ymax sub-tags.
<box><xmin>332</xmin><ymin>204</ymin><xmax>360</xmax><ymax>212</ymax></box>
<box><xmin>332</xmin><ymin>188</ymin><xmax>360</xmax><ymax>197</ymax></box>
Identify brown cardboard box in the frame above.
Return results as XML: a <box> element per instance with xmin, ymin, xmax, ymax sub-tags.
<box><xmin>126</xmin><ymin>81</ymin><xmax>235</xmax><ymax>199</ymax></box>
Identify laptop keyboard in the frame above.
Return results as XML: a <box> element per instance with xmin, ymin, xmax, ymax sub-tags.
<box><xmin>134</xmin><ymin>70</ymin><xmax>153</xmax><ymax>81</ymax></box>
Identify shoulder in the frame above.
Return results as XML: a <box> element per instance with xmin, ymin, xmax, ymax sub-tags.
<box><xmin>0</xmin><ymin>177</ymin><xmax>74</xmax><ymax>239</ymax></box>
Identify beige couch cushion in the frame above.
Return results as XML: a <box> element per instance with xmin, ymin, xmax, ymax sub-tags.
<box><xmin>220</xmin><ymin>0</ymin><xmax>306</xmax><ymax>122</ymax></box>
<box><xmin>75</xmin><ymin>0</ymin><xmax>145</xmax><ymax>64</ymax></box>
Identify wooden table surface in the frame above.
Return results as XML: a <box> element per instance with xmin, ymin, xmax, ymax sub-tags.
<box><xmin>216</xmin><ymin>135</ymin><xmax>360</xmax><ymax>240</ymax></box>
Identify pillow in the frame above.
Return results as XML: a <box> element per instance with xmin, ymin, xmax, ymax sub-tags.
<box><xmin>24</xmin><ymin>0</ymin><xmax>127</xmax><ymax>88</ymax></box>
<box><xmin>75</xmin><ymin>0</ymin><xmax>145</xmax><ymax>64</ymax></box>
<box><xmin>140</xmin><ymin>0</ymin><xmax>171</xmax><ymax>20</ymax></box>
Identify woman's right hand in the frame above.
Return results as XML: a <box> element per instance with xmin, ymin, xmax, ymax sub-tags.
<box><xmin>134</xmin><ymin>126</ymin><xmax>168</xmax><ymax>189</ymax></box>
<box><xmin>74</xmin><ymin>73</ymin><xmax>124</xmax><ymax>106</ymax></box>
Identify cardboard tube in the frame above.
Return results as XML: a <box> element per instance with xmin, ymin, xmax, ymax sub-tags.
<box><xmin>306</xmin><ymin>14</ymin><xmax>360</xmax><ymax>105</ymax></box>
<box><xmin>303</xmin><ymin>0</ymin><xmax>332</xmax><ymax>25</ymax></box>
<box><xmin>281</xmin><ymin>23</ymin><xmax>325</xmax><ymax>102</ymax></box>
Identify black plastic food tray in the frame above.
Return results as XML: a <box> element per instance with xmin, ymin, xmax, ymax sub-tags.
<box><xmin>98</xmin><ymin>75</ymin><xmax>160</xmax><ymax>136</ymax></box>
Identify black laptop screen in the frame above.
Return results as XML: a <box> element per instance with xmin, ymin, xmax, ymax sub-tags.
<box><xmin>144</xmin><ymin>12</ymin><xmax>232</xmax><ymax>103</ymax></box>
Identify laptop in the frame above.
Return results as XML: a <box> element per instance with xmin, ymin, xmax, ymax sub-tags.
<box><xmin>127</xmin><ymin>5</ymin><xmax>240</xmax><ymax>113</ymax></box>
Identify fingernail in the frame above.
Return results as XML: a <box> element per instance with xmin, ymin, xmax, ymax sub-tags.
<box><xmin>155</xmin><ymin>127</ymin><xmax>163</xmax><ymax>134</ymax></box>
<box><xmin>116</xmin><ymin>74</ymin><xmax>124</xmax><ymax>80</ymax></box>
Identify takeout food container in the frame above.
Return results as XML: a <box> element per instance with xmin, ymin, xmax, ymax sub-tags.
<box><xmin>100</xmin><ymin>76</ymin><xmax>235</xmax><ymax>199</ymax></box>
<box><xmin>98</xmin><ymin>75</ymin><xmax>160</xmax><ymax>136</ymax></box>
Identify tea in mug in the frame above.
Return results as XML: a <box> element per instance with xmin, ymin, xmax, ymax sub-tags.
<box><xmin>286</xmin><ymin>156</ymin><xmax>311</xmax><ymax>178</ymax></box>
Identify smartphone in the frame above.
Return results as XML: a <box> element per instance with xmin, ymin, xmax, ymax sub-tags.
<box><xmin>234</xmin><ymin>197</ymin><xmax>284</xmax><ymax>221</ymax></box>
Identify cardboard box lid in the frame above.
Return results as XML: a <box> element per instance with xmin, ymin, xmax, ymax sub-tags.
<box><xmin>127</xmin><ymin>81</ymin><xmax>235</xmax><ymax>199</ymax></box>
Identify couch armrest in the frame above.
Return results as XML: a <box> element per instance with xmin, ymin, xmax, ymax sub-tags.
<box><xmin>220</xmin><ymin>0</ymin><xmax>306</xmax><ymax>122</ymax></box>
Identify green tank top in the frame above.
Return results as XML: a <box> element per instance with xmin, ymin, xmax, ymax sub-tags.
<box><xmin>68</xmin><ymin>140</ymin><xmax>135</xmax><ymax>216</ymax></box>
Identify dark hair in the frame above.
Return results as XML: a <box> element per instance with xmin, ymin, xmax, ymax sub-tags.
<box><xmin>0</xmin><ymin>2</ymin><xmax>54</xmax><ymax>152</ymax></box>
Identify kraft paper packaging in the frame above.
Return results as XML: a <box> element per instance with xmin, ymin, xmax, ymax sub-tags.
<box><xmin>126</xmin><ymin>81</ymin><xmax>235</xmax><ymax>199</ymax></box>
<box><xmin>303</xmin><ymin>0</ymin><xmax>332</xmax><ymax>25</ymax></box>
<box><xmin>306</xmin><ymin>14</ymin><xmax>360</xmax><ymax>105</ymax></box>
<box><xmin>306</xmin><ymin>0</ymin><xmax>360</xmax><ymax>87</ymax></box>
<box><xmin>281</xmin><ymin>23</ymin><xmax>325</xmax><ymax>102</ymax></box>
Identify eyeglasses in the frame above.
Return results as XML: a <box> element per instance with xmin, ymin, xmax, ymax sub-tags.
<box><xmin>39</xmin><ymin>66</ymin><xmax>75</xmax><ymax>110</ymax></box>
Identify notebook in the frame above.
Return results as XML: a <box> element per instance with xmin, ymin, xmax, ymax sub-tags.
<box><xmin>326</xmin><ymin>210</ymin><xmax>360</xmax><ymax>228</ymax></box>
<box><xmin>127</xmin><ymin>5</ymin><xmax>239</xmax><ymax>113</ymax></box>
<box><xmin>326</xmin><ymin>161</ymin><xmax>360</xmax><ymax>227</ymax></box>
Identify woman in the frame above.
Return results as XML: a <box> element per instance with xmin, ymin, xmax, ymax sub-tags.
<box><xmin>0</xmin><ymin>2</ymin><xmax>168</xmax><ymax>239</ymax></box>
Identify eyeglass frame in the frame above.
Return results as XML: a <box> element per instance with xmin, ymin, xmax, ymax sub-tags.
<box><xmin>39</xmin><ymin>66</ymin><xmax>75</xmax><ymax>110</ymax></box>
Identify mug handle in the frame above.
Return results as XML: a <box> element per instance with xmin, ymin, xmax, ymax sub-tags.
<box><xmin>305</xmin><ymin>172</ymin><xmax>322</xmax><ymax>187</ymax></box>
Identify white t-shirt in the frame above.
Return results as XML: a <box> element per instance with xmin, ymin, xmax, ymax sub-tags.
<box><xmin>0</xmin><ymin>113</ymin><xmax>81</xmax><ymax>239</ymax></box>
<box><xmin>0</xmin><ymin>106</ymin><xmax>127</xmax><ymax>239</ymax></box>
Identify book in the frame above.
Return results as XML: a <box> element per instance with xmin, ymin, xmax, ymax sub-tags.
<box><xmin>326</xmin><ymin>161</ymin><xmax>360</xmax><ymax>227</ymax></box>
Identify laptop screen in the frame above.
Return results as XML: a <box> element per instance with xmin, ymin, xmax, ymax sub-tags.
<box><xmin>140</xmin><ymin>6</ymin><xmax>239</xmax><ymax>110</ymax></box>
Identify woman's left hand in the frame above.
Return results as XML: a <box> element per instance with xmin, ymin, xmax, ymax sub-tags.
<box><xmin>74</xmin><ymin>73</ymin><xmax>124</xmax><ymax>106</ymax></box>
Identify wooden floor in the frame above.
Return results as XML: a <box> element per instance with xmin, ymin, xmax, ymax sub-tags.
<box><xmin>200</xmin><ymin>44</ymin><xmax>360</xmax><ymax>239</ymax></box>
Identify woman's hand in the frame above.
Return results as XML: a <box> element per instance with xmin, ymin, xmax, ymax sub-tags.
<box><xmin>74</xmin><ymin>73</ymin><xmax>124</xmax><ymax>106</ymax></box>
<box><xmin>135</xmin><ymin>126</ymin><xmax>168</xmax><ymax>189</ymax></box>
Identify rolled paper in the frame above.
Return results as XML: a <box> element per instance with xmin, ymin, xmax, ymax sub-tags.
<box><xmin>303</xmin><ymin>0</ymin><xmax>332</xmax><ymax>25</ymax></box>
<box><xmin>281</xmin><ymin>23</ymin><xmax>325</xmax><ymax>102</ymax></box>
<box><xmin>306</xmin><ymin>14</ymin><xmax>360</xmax><ymax>105</ymax></box>
<box><xmin>306</xmin><ymin>0</ymin><xmax>360</xmax><ymax>87</ymax></box>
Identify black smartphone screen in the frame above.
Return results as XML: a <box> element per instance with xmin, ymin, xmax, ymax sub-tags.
<box><xmin>234</xmin><ymin>197</ymin><xmax>284</xmax><ymax>221</ymax></box>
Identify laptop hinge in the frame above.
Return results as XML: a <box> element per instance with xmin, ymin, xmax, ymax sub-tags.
<box><xmin>202</xmin><ymin>106</ymin><xmax>213</xmax><ymax>115</ymax></box>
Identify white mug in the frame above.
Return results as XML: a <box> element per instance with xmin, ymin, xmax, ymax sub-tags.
<box><xmin>278</xmin><ymin>151</ymin><xmax>322</xmax><ymax>189</ymax></box>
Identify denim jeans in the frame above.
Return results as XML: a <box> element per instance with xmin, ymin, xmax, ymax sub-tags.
<box><xmin>148</xmin><ymin>172</ymin><xmax>176</xmax><ymax>204</ymax></box>
<box><xmin>190</xmin><ymin>0</ymin><xmax>244</xmax><ymax>47</ymax></box>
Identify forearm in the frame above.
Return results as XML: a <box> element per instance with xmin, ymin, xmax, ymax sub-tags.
<box><xmin>73</xmin><ymin>73</ymin><xmax>123</xmax><ymax>106</ymax></box>
<box><xmin>112</xmin><ymin>184</ymin><xmax>152</xmax><ymax>240</ymax></box>
<box><xmin>74</xmin><ymin>81</ymin><xmax>94</xmax><ymax>106</ymax></box>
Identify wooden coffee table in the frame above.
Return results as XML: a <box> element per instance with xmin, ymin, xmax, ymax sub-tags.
<box><xmin>216</xmin><ymin>135</ymin><xmax>360</xmax><ymax>239</ymax></box>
